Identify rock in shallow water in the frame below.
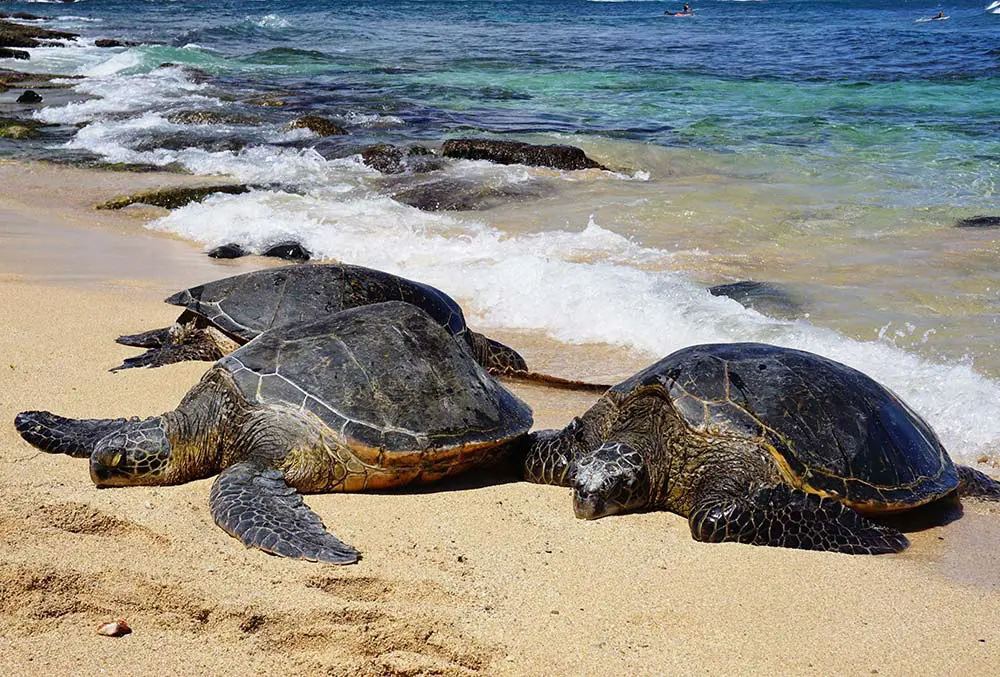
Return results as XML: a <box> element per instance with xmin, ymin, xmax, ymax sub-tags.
<box><xmin>955</xmin><ymin>215</ymin><xmax>1000</xmax><ymax>229</ymax></box>
<box><xmin>442</xmin><ymin>137</ymin><xmax>606</xmax><ymax>171</ymax></box>
<box><xmin>96</xmin><ymin>184</ymin><xmax>251</xmax><ymax>210</ymax></box>
<box><xmin>390</xmin><ymin>177</ymin><xmax>552</xmax><ymax>212</ymax></box>
<box><xmin>207</xmin><ymin>243</ymin><xmax>249</xmax><ymax>259</ymax></box>
<box><xmin>285</xmin><ymin>115</ymin><xmax>347</xmax><ymax>137</ymax></box>
<box><xmin>15</xmin><ymin>89</ymin><xmax>41</xmax><ymax>103</ymax></box>
<box><xmin>262</xmin><ymin>241</ymin><xmax>311</xmax><ymax>261</ymax></box>
<box><xmin>166</xmin><ymin>110</ymin><xmax>261</xmax><ymax>126</ymax></box>
<box><xmin>361</xmin><ymin>144</ymin><xmax>444</xmax><ymax>175</ymax></box>
<box><xmin>0</xmin><ymin>47</ymin><xmax>28</xmax><ymax>60</ymax></box>
<box><xmin>708</xmin><ymin>280</ymin><xmax>805</xmax><ymax>320</ymax></box>
<box><xmin>205</xmin><ymin>241</ymin><xmax>311</xmax><ymax>261</ymax></box>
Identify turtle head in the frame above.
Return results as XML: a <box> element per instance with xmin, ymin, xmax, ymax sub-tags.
<box><xmin>571</xmin><ymin>442</ymin><xmax>650</xmax><ymax>519</ymax></box>
<box><xmin>90</xmin><ymin>417</ymin><xmax>174</xmax><ymax>487</ymax></box>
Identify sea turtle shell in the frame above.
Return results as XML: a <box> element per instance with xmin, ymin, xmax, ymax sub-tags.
<box><xmin>614</xmin><ymin>342</ymin><xmax>958</xmax><ymax>511</ymax></box>
<box><xmin>217</xmin><ymin>301</ymin><xmax>532</xmax><ymax>473</ymax></box>
<box><xmin>168</xmin><ymin>263</ymin><xmax>469</xmax><ymax>344</ymax></box>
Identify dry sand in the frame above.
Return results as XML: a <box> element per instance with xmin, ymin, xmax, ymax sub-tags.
<box><xmin>1</xmin><ymin>161</ymin><xmax>999</xmax><ymax>676</ymax></box>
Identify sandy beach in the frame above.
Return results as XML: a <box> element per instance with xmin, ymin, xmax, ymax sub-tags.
<box><xmin>2</xmin><ymin>161</ymin><xmax>1000</xmax><ymax>676</ymax></box>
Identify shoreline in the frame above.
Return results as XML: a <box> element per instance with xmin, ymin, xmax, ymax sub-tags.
<box><xmin>1</xmin><ymin>159</ymin><xmax>1000</xmax><ymax>674</ymax></box>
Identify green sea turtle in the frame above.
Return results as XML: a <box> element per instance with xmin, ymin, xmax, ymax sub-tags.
<box><xmin>114</xmin><ymin>263</ymin><xmax>606</xmax><ymax>392</ymax></box>
<box><xmin>524</xmin><ymin>342</ymin><xmax>1000</xmax><ymax>554</ymax></box>
<box><xmin>16</xmin><ymin>302</ymin><xmax>533</xmax><ymax>563</ymax></box>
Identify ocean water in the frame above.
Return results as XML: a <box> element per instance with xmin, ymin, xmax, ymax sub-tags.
<box><xmin>3</xmin><ymin>0</ymin><xmax>1000</xmax><ymax>459</ymax></box>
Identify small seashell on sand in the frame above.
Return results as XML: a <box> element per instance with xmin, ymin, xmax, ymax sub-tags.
<box><xmin>96</xmin><ymin>619</ymin><xmax>132</xmax><ymax>637</ymax></box>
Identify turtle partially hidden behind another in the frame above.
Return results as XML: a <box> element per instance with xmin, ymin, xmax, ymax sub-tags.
<box><xmin>114</xmin><ymin>263</ymin><xmax>607</xmax><ymax>392</ymax></box>
<box><xmin>16</xmin><ymin>302</ymin><xmax>533</xmax><ymax>564</ymax></box>
<box><xmin>523</xmin><ymin>342</ymin><xmax>1000</xmax><ymax>555</ymax></box>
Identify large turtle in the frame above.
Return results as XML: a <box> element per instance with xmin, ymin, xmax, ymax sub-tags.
<box><xmin>523</xmin><ymin>342</ymin><xmax>1000</xmax><ymax>554</ymax></box>
<box><xmin>15</xmin><ymin>302</ymin><xmax>533</xmax><ymax>563</ymax></box>
<box><xmin>114</xmin><ymin>263</ymin><xmax>607</xmax><ymax>391</ymax></box>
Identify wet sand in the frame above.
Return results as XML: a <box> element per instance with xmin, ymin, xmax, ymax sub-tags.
<box><xmin>1</xmin><ymin>161</ymin><xmax>999</xmax><ymax>675</ymax></box>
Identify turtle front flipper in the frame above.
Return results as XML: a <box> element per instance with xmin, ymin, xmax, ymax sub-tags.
<box><xmin>14</xmin><ymin>411</ymin><xmax>137</xmax><ymax>458</ymax></box>
<box><xmin>116</xmin><ymin>326</ymin><xmax>172</xmax><ymax>348</ymax></box>
<box><xmin>689</xmin><ymin>484</ymin><xmax>909</xmax><ymax>555</ymax></box>
<box><xmin>468</xmin><ymin>331</ymin><xmax>611</xmax><ymax>393</ymax></box>
<box><xmin>523</xmin><ymin>422</ymin><xmax>588</xmax><ymax>487</ymax></box>
<box><xmin>956</xmin><ymin>465</ymin><xmax>1000</xmax><ymax>500</ymax></box>
<box><xmin>210</xmin><ymin>461</ymin><xmax>360</xmax><ymax>565</ymax></box>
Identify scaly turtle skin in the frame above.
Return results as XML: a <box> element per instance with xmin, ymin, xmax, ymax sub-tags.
<box><xmin>16</xmin><ymin>302</ymin><xmax>533</xmax><ymax>564</ymax></box>
<box><xmin>524</xmin><ymin>342</ymin><xmax>1000</xmax><ymax>555</ymax></box>
<box><xmin>114</xmin><ymin>263</ymin><xmax>606</xmax><ymax>392</ymax></box>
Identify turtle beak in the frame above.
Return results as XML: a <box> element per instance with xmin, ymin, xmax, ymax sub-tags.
<box><xmin>90</xmin><ymin>449</ymin><xmax>129</xmax><ymax>487</ymax></box>
<box><xmin>573</xmin><ymin>490</ymin><xmax>623</xmax><ymax>520</ymax></box>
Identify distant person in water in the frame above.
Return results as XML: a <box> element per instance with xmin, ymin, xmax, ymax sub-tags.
<box><xmin>683</xmin><ymin>4</ymin><xmax>691</xmax><ymax>11</ymax></box>
<box><xmin>935</xmin><ymin>10</ymin><xmax>944</xmax><ymax>18</ymax></box>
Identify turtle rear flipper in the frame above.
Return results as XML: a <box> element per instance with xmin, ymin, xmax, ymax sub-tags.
<box><xmin>689</xmin><ymin>484</ymin><xmax>909</xmax><ymax>555</ymax></box>
<box><xmin>957</xmin><ymin>465</ymin><xmax>1000</xmax><ymax>501</ymax></box>
<box><xmin>14</xmin><ymin>411</ymin><xmax>136</xmax><ymax>458</ymax></box>
<box><xmin>210</xmin><ymin>462</ymin><xmax>360</xmax><ymax>565</ymax></box>
<box><xmin>505</xmin><ymin>370</ymin><xmax>612</xmax><ymax>393</ymax></box>
<box><xmin>111</xmin><ymin>332</ymin><xmax>229</xmax><ymax>372</ymax></box>
<box><xmin>469</xmin><ymin>331</ymin><xmax>528</xmax><ymax>374</ymax></box>
<box><xmin>116</xmin><ymin>326</ymin><xmax>172</xmax><ymax>349</ymax></box>
<box><xmin>469</xmin><ymin>331</ymin><xmax>611</xmax><ymax>393</ymax></box>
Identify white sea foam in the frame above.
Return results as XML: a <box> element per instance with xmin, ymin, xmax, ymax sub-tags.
<box><xmin>5</xmin><ymin>43</ymin><xmax>131</xmax><ymax>76</ymax></box>
<box><xmin>51</xmin><ymin>16</ymin><xmax>104</xmax><ymax>23</ymax></box>
<box><xmin>34</xmin><ymin>68</ymin><xmax>210</xmax><ymax>124</ymax></box>
<box><xmin>245</xmin><ymin>14</ymin><xmax>290</xmax><ymax>29</ymax></box>
<box><xmin>146</xmin><ymin>189</ymin><xmax>1000</xmax><ymax>459</ymax></box>
<box><xmin>340</xmin><ymin>111</ymin><xmax>405</xmax><ymax>128</ymax></box>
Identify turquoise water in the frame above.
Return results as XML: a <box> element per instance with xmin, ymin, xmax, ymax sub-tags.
<box><xmin>3</xmin><ymin>0</ymin><xmax>1000</xmax><ymax>458</ymax></box>
<box><xmin>15</xmin><ymin>0</ymin><xmax>1000</xmax><ymax>201</ymax></box>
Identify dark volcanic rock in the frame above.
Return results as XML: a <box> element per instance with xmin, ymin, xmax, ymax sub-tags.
<box><xmin>15</xmin><ymin>89</ymin><xmax>41</xmax><ymax>103</ymax></box>
<box><xmin>285</xmin><ymin>115</ymin><xmax>347</xmax><ymax>137</ymax></box>
<box><xmin>442</xmin><ymin>138</ymin><xmax>606</xmax><ymax>171</ymax></box>
<box><xmin>391</xmin><ymin>177</ymin><xmax>552</xmax><ymax>212</ymax></box>
<box><xmin>0</xmin><ymin>115</ymin><xmax>41</xmax><ymax>139</ymax></box>
<box><xmin>95</xmin><ymin>39</ymin><xmax>138</xmax><ymax>48</ymax></box>
<box><xmin>0</xmin><ymin>68</ymin><xmax>82</xmax><ymax>90</ymax></box>
<box><xmin>207</xmin><ymin>243</ymin><xmax>249</xmax><ymax>259</ymax></box>
<box><xmin>0</xmin><ymin>14</ymin><xmax>46</xmax><ymax>21</ymax></box>
<box><xmin>0</xmin><ymin>47</ymin><xmax>27</xmax><ymax>60</ymax></box>
<box><xmin>708</xmin><ymin>280</ymin><xmax>804</xmax><ymax>320</ymax></box>
<box><xmin>0</xmin><ymin>19</ymin><xmax>77</xmax><ymax>48</ymax></box>
<box><xmin>362</xmin><ymin>144</ymin><xmax>404</xmax><ymax>174</ymax></box>
<box><xmin>131</xmin><ymin>132</ymin><xmax>246</xmax><ymax>154</ymax></box>
<box><xmin>262</xmin><ymin>241</ymin><xmax>311</xmax><ymax>261</ymax></box>
<box><xmin>955</xmin><ymin>215</ymin><xmax>1000</xmax><ymax>229</ymax></box>
<box><xmin>361</xmin><ymin>144</ymin><xmax>444</xmax><ymax>175</ymax></box>
<box><xmin>96</xmin><ymin>184</ymin><xmax>251</xmax><ymax>210</ymax></box>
